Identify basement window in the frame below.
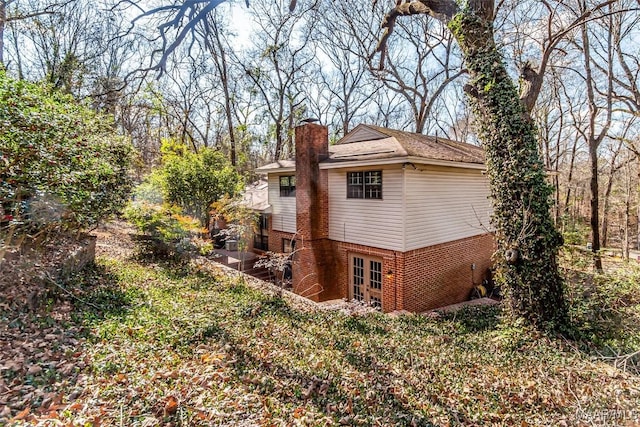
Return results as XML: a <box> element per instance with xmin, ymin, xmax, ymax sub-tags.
<box><xmin>279</xmin><ymin>175</ymin><xmax>296</xmax><ymax>197</ymax></box>
<box><xmin>347</xmin><ymin>170</ymin><xmax>382</xmax><ymax>199</ymax></box>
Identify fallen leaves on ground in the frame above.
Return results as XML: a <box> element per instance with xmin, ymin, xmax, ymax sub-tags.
<box><xmin>0</xmin><ymin>223</ymin><xmax>639</xmax><ymax>426</ymax></box>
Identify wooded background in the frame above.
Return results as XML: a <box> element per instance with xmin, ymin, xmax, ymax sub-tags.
<box><xmin>2</xmin><ymin>0</ymin><xmax>639</xmax><ymax>256</ymax></box>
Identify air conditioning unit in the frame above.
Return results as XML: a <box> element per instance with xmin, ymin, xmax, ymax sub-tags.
<box><xmin>225</xmin><ymin>240</ymin><xmax>238</xmax><ymax>251</ymax></box>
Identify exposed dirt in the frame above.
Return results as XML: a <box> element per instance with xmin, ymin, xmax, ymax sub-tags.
<box><xmin>91</xmin><ymin>219</ymin><xmax>136</xmax><ymax>260</ymax></box>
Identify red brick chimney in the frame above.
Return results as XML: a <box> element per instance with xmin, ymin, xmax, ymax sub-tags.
<box><xmin>292</xmin><ymin>123</ymin><xmax>337</xmax><ymax>301</ymax></box>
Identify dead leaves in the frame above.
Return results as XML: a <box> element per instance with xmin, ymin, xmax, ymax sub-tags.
<box><xmin>2</xmin><ymin>222</ymin><xmax>639</xmax><ymax>426</ymax></box>
<box><xmin>163</xmin><ymin>395</ymin><xmax>179</xmax><ymax>415</ymax></box>
<box><xmin>0</xmin><ymin>314</ymin><xmax>86</xmax><ymax>425</ymax></box>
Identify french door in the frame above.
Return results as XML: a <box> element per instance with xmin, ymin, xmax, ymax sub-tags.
<box><xmin>349</xmin><ymin>254</ymin><xmax>383</xmax><ymax>309</ymax></box>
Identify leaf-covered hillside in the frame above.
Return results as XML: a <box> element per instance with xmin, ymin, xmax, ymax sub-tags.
<box><xmin>1</xmin><ymin>223</ymin><xmax>639</xmax><ymax>426</ymax></box>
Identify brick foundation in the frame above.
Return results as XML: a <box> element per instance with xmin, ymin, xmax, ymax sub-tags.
<box><xmin>327</xmin><ymin>233</ymin><xmax>495</xmax><ymax>313</ymax></box>
<box><xmin>398</xmin><ymin>233</ymin><xmax>495</xmax><ymax>312</ymax></box>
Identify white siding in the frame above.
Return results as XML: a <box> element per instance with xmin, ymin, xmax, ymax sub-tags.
<box><xmin>328</xmin><ymin>166</ymin><xmax>405</xmax><ymax>251</ymax></box>
<box><xmin>268</xmin><ymin>174</ymin><xmax>296</xmax><ymax>233</ymax></box>
<box><xmin>404</xmin><ymin>166</ymin><xmax>492</xmax><ymax>250</ymax></box>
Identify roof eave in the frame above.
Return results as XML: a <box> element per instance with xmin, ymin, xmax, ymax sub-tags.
<box><xmin>318</xmin><ymin>156</ymin><xmax>486</xmax><ymax>170</ymax></box>
<box><xmin>407</xmin><ymin>156</ymin><xmax>486</xmax><ymax>170</ymax></box>
<box><xmin>254</xmin><ymin>166</ymin><xmax>296</xmax><ymax>174</ymax></box>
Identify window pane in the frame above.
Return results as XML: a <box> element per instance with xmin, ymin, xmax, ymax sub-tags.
<box><xmin>370</xmin><ymin>260</ymin><xmax>382</xmax><ymax>290</ymax></box>
<box><xmin>347</xmin><ymin>172</ymin><xmax>362</xmax><ymax>185</ymax></box>
<box><xmin>365</xmin><ymin>171</ymin><xmax>381</xmax><ymax>184</ymax></box>
<box><xmin>364</xmin><ymin>171</ymin><xmax>382</xmax><ymax>199</ymax></box>
<box><xmin>353</xmin><ymin>257</ymin><xmax>364</xmax><ymax>301</ymax></box>
<box><xmin>283</xmin><ymin>238</ymin><xmax>296</xmax><ymax>253</ymax></box>
<box><xmin>347</xmin><ymin>172</ymin><xmax>364</xmax><ymax>199</ymax></box>
<box><xmin>280</xmin><ymin>175</ymin><xmax>295</xmax><ymax>197</ymax></box>
<box><xmin>347</xmin><ymin>185</ymin><xmax>363</xmax><ymax>199</ymax></box>
<box><xmin>365</xmin><ymin>185</ymin><xmax>381</xmax><ymax>199</ymax></box>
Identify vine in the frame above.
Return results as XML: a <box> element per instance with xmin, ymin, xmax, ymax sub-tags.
<box><xmin>449</xmin><ymin>9</ymin><xmax>567</xmax><ymax>328</ymax></box>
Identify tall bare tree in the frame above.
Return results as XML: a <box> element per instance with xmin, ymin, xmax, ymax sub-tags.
<box><xmin>0</xmin><ymin>0</ymin><xmax>73</xmax><ymax>67</ymax></box>
<box><xmin>242</xmin><ymin>0</ymin><xmax>317</xmax><ymax>160</ymax></box>
<box><xmin>199</xmin><ymin>12</ymin><xmax>238</xmax><ymax>165</ymax></box>
<box><xmin>309</xmin><ymin>1</ymin><xmax>381</xmax><ymax>137</ymax></box>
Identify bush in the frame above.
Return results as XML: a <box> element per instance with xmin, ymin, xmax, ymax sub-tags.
<box><xmin>565</xmin><ymin>260</ymin><xmax>640</xmax><ymax>366</ymax></box>
<box><xmin>132</xmin><ymin>173</ymin><xmax>165</xmax><ymax>205</ymax></box>
<box><xmin>562</xmin><ymin>217</ymin><xmax>590</xmax><ymax>246</ymax></box>
<box><xmin>124</xmin><ymin>201</ymin><xmax>200</xmax><ymax>255</ymax></box>
<box><xmin>0</xmin><ymin>72</ymin><xmax>133</xmax><ymax>234</ymax></box>
<box><xmin>158</xmin><ymin>140</ymin><xmax>243</xmax><ymax>226</ymax></box>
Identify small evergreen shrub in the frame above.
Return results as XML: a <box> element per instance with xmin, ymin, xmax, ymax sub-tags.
<box><xmin>0</xmin><ymin>71</ymin><xmax>133</xmax><ymax>236</ymax></box>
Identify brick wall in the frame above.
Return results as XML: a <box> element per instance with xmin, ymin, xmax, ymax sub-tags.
<box><xmin>331</xmin><ymin>241</ymin><xmax>398</xmax><ymax>309</ymax></box>
<box><xmin>268</xmin><ymin>229</ymin><xmax>295</xmax><ymax>253</ymax></box>
<box><xmin>400</xmin><ymin>233</ymin><xmax>495</xmax><ymax>312</ymax></box>
<box><xmin>329</xmin><ymin>233</ymin><xmax>494</xmax><ymax>313</ymax></box>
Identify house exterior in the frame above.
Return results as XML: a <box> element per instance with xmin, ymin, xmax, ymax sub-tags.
<box><xmin>255</xmin><ymin>123</ymin><xmax>494</xmax><ymax>313</ymax></box>
<box><xmin>240</xmin><ymin>178</ymin><xmax>270</xmax><ymax>252</ymax></box>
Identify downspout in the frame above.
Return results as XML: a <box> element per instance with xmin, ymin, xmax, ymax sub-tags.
<box><xmin>398</xmin><ymin>163</ymin><xmax>406</xmax><ymax>311</ymax></box>
<box><xmin>394</xmin><ymin>250</ymin><xmax>398</xmax><ymax>311</ymax></box>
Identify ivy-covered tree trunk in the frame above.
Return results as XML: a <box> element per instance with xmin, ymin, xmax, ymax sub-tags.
<box><xmin>377</xmin><ymin>1</ymin><xmax>568</xmax><ymax>328</ymax></box>
<box><xmin>448</xmin><ymin>10</ymin><xmax>567</xmax><ymax>327</ymax></box>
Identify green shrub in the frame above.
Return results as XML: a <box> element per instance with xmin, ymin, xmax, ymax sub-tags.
<box><xmin>124</xmin><ymin>202</ymin><xmax>200</xmax><ymax>244</ymax></box>
<box><xmin>562</xmin><ymin>217</ymin><xmax>589</xmax><ymax>246</ymax></box>
<box><xmin>157</xmin><ymin>140</ymin><xmax>243</xmax><ymax>226</ymax></box>
<box><xmin>565</xmin><ymin>261</ymin><xmax>640</xmax><ymax>360</ymax></box>
<box><xmin>132</xmin><ymin>173</ymin><xmax>165</xmax><ymax>205</ymax></box>
<box><xmin>0</xmin><ymin>72</ymin><xmax>133</xmax><ymax>234</ymax></box>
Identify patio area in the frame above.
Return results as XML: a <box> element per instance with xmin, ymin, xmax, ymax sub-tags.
<box><xmin>211</xmin><ymin>248</ymin><xmax>272</xmax><ymax>281</ymax></box>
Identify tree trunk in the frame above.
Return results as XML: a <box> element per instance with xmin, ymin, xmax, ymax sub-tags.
<box><xmin>447</xmin><ymin>10</ymin><xmax>567</xmax><ymax>327</ymax></box>
<box><xmin>274</xmin><ymin>120</ymin><xmax>283</xmax><ymax>160</ymax></box>
<box><xmin>589</xmin><ymin>151</ymin><xmax>602</xmax><ymax>270</ymax></box>
<box><xmin>581</xmin><ymin>13</ymin><xmax>612</xmax><ymax>272</ymax></box>
<box><xmin>601</xmin><ymin>170</ymin><xmax>615</xmax><ymax>248</ymax></box>
<box><xmin>0</xmin><ymin>0</ymin><xmax>6</xmax><ymax>66</ymax></box>
<box><xmin>209</xmin><ymin>20</ymin><xmax>236</xmax><ymax>166</ymax></box>
<box><xmin>564</xmin><ymin>136</ymin><xmax>579</xmax><ymax>216</ymax></box>
<box><xmin>601</xmin><ymin>140</ymin><xmax>624</xmax><ymax>248</ymax></box>
<box><xmin>624</xmin><ymin>179</ymin><xmax>630</xmax><ymax>261</ymax></box>
<box><xmin>553</xmin><ymin>129</ymin><xmax>561</xmax><ymax>226</ymax></box>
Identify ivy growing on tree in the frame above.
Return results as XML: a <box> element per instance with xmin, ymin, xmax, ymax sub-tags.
<box><xmin>375</xmin><ymin>0</ymin><xmax>572</xmax><ymax>329</ymax></box>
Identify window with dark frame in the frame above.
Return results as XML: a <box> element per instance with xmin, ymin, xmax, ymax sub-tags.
<box><xmin>347</xmin><ymin>170</ymin><xmax>382</xmax><ymax>199</ymax></box>
<box><xmin>253</xmin><ymin>213</ymin><xmax>269</xmax><ymax>251</ymax></box>
<box><xmin>279</xmin><ymin>175</ymin><xmax>296</xmax><ymax>197</ymax></box>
